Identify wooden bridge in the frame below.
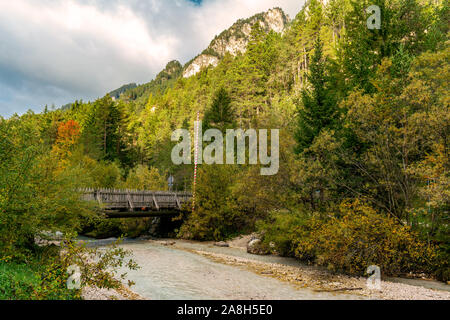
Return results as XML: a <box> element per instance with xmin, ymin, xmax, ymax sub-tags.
<box><xmin>81</xmin><ymin>189</ymin><xmax>192</xmax><ymax>218</ymax></box>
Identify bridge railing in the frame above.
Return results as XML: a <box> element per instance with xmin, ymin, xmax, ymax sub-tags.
<box><xmin>79</xmin><ymin>188</ymin><xmax>192</xmax><ymax>212</ymax></box>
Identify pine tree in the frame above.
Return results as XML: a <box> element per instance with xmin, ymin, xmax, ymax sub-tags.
<box><xmin>204</xmin><ymin>88</ymin><xmax>235</xmax><ymax>133</ymax></box>
<box><xmin>295</xmin><ymin>36</ymin><xmax>337</xmax><ymax>154</ymax></box>
<box><xmin>81</xmin><ymin>95</ymin><xmax>124</xmax><ymax>161</ymax></box>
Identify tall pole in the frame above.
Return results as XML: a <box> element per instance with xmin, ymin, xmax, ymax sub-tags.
<box><xmin>192</xmin><ymin>111</ymin><xmax>200</xmax><ymax>212</ymax></box>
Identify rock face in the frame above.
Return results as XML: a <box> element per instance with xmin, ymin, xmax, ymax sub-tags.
<box><xmin>183</xmin><ymin>7</ymin><xmax>289</xmax><ymax>78</ymax></box>
<box><xmin>263</xmin><ymin>7</ymin><xmax>289</xmax><ymax>33</ymax></box>
<box><xmin>210</xmin><ymin>36</ymin><xmax>248</xmax><ymax>58</ymax></box>
<box><xmin>183</xmin><ymin>54</ymin><xmax>220</xmax><ymax>78</ymax></box>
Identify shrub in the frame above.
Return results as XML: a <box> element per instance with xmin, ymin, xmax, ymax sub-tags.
<box><xmin>0</xmin><ymin>260</ymin><xmax>79</xmax><ymax>300</ymax></box>
<box><xmin>0</xmin><ymin>117</ymin><xmax>94</xmax><ymax>259</ymax></box>
<box><xmin>257</xmin><ymin>210</ymin><xmax>308</xmax><ymax>256</ymax></box>
<box><xmin>293</xmin><ymin>200</ymin><xmax>438</xmax><ymax>276</ymax></box>
<box><xmin>179</xmin><ymin>165</ymin><xmax>240</xmax><ymax>241</ymax></box>
<box><xmin>0</xmin><ymin>236</ymin><xmax>139</xmax><ymax>300</ymax></box>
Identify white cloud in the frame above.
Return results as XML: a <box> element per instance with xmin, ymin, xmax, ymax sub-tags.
<box><xmin>0</xmin><ymin>0</ymin><xmax>305</xmax><ymax>116</ymax></box>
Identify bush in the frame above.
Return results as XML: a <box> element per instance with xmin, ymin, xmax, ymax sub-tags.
<box><xmin>179</xmin><ymin>165</ymin><xmax>241</xmax><ymax>241</ymax></box>
<box><xmin>257</xmin><ymin>210</ymin><xmax>308</xmax><ymax>256</ymax></box>
<box><xmin>434</xmin><ymin>252</ymin><xmax>450</xmax><ymax>282</ymax></box>
<box><xmin>293</xmin><ymin>201</ymin><xmax>438</xmax><ymax>276</ymax></box>
<box><xmin>0</xmin><ymin>260</ymin><xmax>79</xmax><ymax>300</ymax></box>
<box><xmin>0</xmin><ymin>117</ymin><xmax>94</xmax><ymax>259</ymax></box>
<box><xmin>0</xmin><ymin>236</ymin><xmax>139</xmax><ymax>300</ymax></box>
<box><xmin>88</xmin><ymin>161</ymin><xmax>123</xmax><ymax>189</ymax></box>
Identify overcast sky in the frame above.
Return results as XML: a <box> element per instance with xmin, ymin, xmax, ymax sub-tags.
<box><xmin>0</xmin><ymin>0</ymin><xmax>305</xmax><ymax>117</ymax></box>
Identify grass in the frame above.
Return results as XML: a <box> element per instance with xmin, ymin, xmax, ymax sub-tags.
<box><xmin>0</xmin><ymin>259</ymin><xmax>79</xmax><ymax>300</ymax></box>
<box><xmin>0</xmin><ymin>261</ymin><xmax>40</xmax><ymax>300</ymax></box>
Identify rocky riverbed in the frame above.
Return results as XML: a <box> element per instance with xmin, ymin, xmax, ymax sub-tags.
<box><xmin>81</xmin><ymin>236</ymin><xmax>450</xmax><ymax>300</ymax></box>
<box><xmin>82</xmin><ymin>285</ymin><xmax>144</xmax><ymax>300</ymax></box>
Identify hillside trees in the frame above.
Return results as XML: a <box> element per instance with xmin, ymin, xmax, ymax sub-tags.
<box><xmin>341</xmin><ymin>46</ymin><xmax>449</xmax><ymax>221</ymax></box>
<box><xmin>293</xmin><ymin>35</ymin><xmax>341</xmax><ymax>210</ymax></box>
<box><xmin>0</xmin><ymin>117</ymin><xmax>93</xmax><ymax>258</ymax></box>
<box><xmin>295</xmin><ymin>36</ymin><xmax>338</xmax><ymax>154</ymax></box>
<box><xmin>203</xmin><ymin>87</ymin><xmax>235</xmax><ymax>132</ymax></box>
<box><xmin>2</xmin><ymin>0</ymin><xmax>448</xmax><ymax>281</ymax></box>
<box><xmin>81</xmin><ymin>96</ymin><xmax>126</xmax><ymax>162</ymax></box>
<box><xmin>179</xmin><ymin>165</ymin><xmax>239</xmax><ymax>240</ymax></box>
<box><xmin>341</xmin><ymin>0</ymin><xmax>435</xmax><ymax>94</ymax></box>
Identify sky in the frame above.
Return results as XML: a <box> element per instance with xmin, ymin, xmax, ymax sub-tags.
<box><xmin>0</xmin><ymin>0</ymin><xmax>305</xmax><ymax>117</ymax></box>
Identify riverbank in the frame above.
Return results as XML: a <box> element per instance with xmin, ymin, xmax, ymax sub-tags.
<box><xmin>170</xmin><ymin>237</ymin><xmax>450</xmax><ymax>300</ymax></box>
<box><xmin>82</xmin><ymin>284</ymin><xmax>144</xmax><ymax>300</ymax></box>
<box><xmin>189</xmin><ymin>250</ymin><xmax>449</xmax><ymax>300</ymax></box>
<box><xmin>81</xmin><ymin>236</ymin><xmax>450</xmax><ymax>300</ymax></box>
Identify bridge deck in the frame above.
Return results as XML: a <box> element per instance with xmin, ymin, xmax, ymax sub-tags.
<box><xmin>81</xmin><ymin>188</ymin><xmax>192</xmax><ymax>217</ymax></box>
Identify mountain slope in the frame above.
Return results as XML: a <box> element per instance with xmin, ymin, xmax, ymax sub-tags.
<box><xmin>115</xmin><ymin>60</ymin><xmax>183</xmax><ymax>105</ymax></box>
<box><xmin>110</xmin><ymin>7</ymin><xmax>289</xmax><ymax>105</ymax></box>
<box><xmin>183</xmin><ymin>7</ymin><xmax>290</xmax><ymax>78</ymax></box>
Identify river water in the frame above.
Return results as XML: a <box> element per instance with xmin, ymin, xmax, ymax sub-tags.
<box><xmin>85</xmin><ymin>238</ymin><xmax>365</xmax><ymax>300</ymax></box>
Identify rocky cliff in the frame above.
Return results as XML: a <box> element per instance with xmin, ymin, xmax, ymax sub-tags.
<box><xmin>110</xmin><ymin>8</ymin><xmax>290</xmax><ymax>100</ymax></box>
<box><xmin>182</xmin><ymin>7</ymin><xmax>289</xmax><ymax>78</ymax></box>
<box><xmin>182</xmin><ymin>55</ymin><xmax>220</xmax><ymax>78</ymax></box>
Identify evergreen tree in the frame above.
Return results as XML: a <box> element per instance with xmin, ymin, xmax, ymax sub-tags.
<box><xmin>295</xmin><ymin>36</ymin><xmax>337</xmax><ymax>154</ymax></box>
<box><xmin>81</xmin><ymin>96</ymin><xmax>124</xmax><ymax>161</ymax></box>
<box><xmin>204</xmin><ymin>87</ymin><xmax>235</xmax><ymax>133</ymax></box>
<box><xmin>341</xmin><ymin>0</ymin><xmax>432</xmax><ymax>94</ymax></box>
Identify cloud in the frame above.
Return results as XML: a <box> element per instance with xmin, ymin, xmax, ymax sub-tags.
<box><xmin>0</xmin><ymin>0</ymin><xmax>305</xmax><ymax>117</ymax></box>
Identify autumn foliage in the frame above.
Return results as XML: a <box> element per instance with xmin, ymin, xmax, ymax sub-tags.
<box><xmin>292</xmin><ymin>201</ymin><xmax>438</xmax><ymax>276</ymax></box>
<box><xmin>51</xmin><ymin>120</ymin><xmax>81</xmax><ymax>167</ymax></box>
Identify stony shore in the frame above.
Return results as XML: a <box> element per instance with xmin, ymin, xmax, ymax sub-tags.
<box><xmin>82</xmin><ymin>284</ymin><xmax>144</xmax><ymax>300</ymax></box>
<box><xmin>190</xmin><ymin>249</ymin><xmax>450</xmax><ymax>300</ymax></box>
<box><xmin>82</xmin><ymin>236</ymin><xmax>450</xmax><ymax>300</ymax></box>
<box><xmin>179</xmin><ymin>233</ymin><xmax>450</xmax><ymax>300</ymax></box>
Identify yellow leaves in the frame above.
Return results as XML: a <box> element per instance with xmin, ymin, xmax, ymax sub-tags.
<box><xmin>293</xmin><ymin>200</ymin><xmax>437</xmax><ymax>276</ymax></box>
<box><xmin>50</xmin><ymin>120</ymin><xmax>81</xmax><ymax>172</ymax></box>
<box><xmin>0</xmin><ymin>255</ymin><xmax>12</xmax><ymax>263</ymax></box>
<box><xmin>123</xmin><ymin>165</ymin><xmax>167</xmax><ymax>191</ymax></box>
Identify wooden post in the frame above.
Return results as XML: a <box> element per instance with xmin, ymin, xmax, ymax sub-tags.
<box><xmin>127</xmin><ymin>190</ymin><xmax>134</xmax><ymax>212</ymax></box>
<box><xmin>152</xmin><ymin>193</ymin><xmax>160</xmax><ymax>211</ymax></box>
<box><xmin>96</xmin><ymin>189</ymin><xmax>103</xmax><ymax>206</ymax></box>
<box><xmin>174</xmin><ymin>193</ymin><xmax>181</xmax><ymax>210</ymax></box>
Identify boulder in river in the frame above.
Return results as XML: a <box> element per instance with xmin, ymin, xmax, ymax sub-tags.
<box><xmin>159</xmin><ymin>241</ymin><xmax>176</xmax><ymax>246</ymax></box>
<box><xmin>247</xmin><ymin>239</ymin><xmax>269</xmax><ymax>255</ymax></box>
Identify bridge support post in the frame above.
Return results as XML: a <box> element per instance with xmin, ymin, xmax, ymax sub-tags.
<box><xmin>126</xmin><ymin>190</ymin><xmax>134</xmax><ymax>212</ymax></box>
<box><xmin>152</xmin><ymin>193</ymin><xmax>160</xmax><ymax>211</ymax></box>
<box><xmin>174</xmin><ymin>193</ymin><xmax>181</xmax><ymax>210</ymax></box>
<box><xmin>95</xmin><ymin>189</ymin><xmax>103</xmax><ymax>206</ymax></box>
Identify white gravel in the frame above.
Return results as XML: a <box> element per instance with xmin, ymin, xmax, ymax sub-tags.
<box><xmin>194</xmin><ymin>250</ymin><xmax>450</xmax><ymax>300</ymax></box>
<box><xmin>82</xmin><ymin>285</ymin><xmax>144</xmax><ymax>300</ymax></box>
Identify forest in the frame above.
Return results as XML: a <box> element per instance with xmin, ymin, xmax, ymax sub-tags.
<box><xmin>0</xmin><ymin>0</ymin><xmax>448</xmax><ymax>299</ymax></box>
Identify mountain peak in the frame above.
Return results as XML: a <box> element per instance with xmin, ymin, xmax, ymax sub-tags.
<box><xmin>183</xmin><ymin>7</ymin><xmax>290</xmax><ymax>78</ymax></box>
<box><xmin>156</xmin><ymin>60</ymin><xmax>183</xmax><ymax>82</ymax></box>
